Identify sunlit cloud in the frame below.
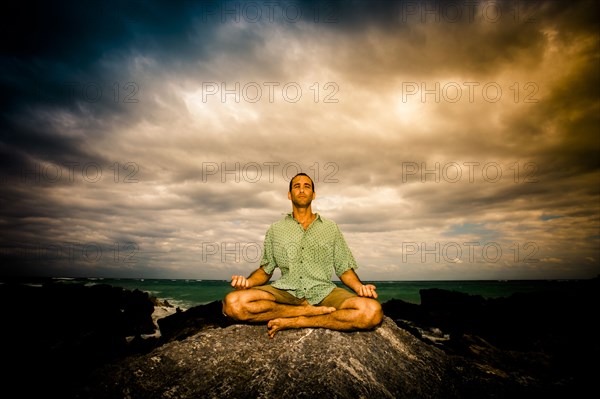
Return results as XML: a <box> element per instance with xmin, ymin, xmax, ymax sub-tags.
<box><xmin>1</xmin><ymin>0</ymin><xmax>598</xmax><ymax>280</ymax></box>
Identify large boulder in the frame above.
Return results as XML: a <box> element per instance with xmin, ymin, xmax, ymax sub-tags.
<box><xmin>77</xmin><ymin>317</ymin><xmax>459</xmax><ymax>399</ymax></box>
<box><xmin>0</xmin><ymin>281</ymin><xmax>164</xmax><ymax>397</ymax></box>
<box><xmin>157</xmin><ymin>300</ymin><xmax>232</xmax><ymax>343</ymax></box>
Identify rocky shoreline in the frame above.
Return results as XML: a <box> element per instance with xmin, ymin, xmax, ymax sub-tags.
<box><xmin>382</xmin><ymin>279</ymin><xmax>599</xmax><ymax>398</ymax></box>
<box><xmin>1</xmin><ymin>278</ymin><xmax>597</xmax><ymax>398</ymax></box>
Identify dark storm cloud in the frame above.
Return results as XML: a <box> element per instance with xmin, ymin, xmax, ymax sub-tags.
<box><xmin>1</xmin><ymin>0</ymin><xmax>195</xmax><ymax>173</ymax></box>
<box><xmin>1</xmin><ymin>0</ymin><xmax>598</xmax><ymax>279</ymax></box>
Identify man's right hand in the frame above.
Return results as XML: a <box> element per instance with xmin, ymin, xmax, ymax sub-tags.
<box><xmin>231</xmin><ymin>275</ymin><xmax>250</xmax><ymax>290</ymax></box>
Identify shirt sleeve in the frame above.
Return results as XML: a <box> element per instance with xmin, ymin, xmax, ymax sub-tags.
<box><xmin>259</xmin><ymin>226</ymin><xmax>277</xmax><ymax>275</ymax></box>
<box><xmin>333</xmin><ymin>224</ymin><xmax>358</xmax><ymax>277</ymax></box>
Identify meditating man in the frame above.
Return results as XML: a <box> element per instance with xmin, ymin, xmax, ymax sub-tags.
<box><xmin>222</xmin><ymin>172</ymin><xmax>383</xmax><ymax>338</ymax></box>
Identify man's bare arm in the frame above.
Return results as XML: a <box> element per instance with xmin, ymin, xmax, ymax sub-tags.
<box><xmin>340</xmin><ymin>268</ymin><xmax>378</xmax><ymax>299</ymax></box>
<box><xmin>231</xmin><ymin>267</ymin><xmax>272</xmax><ymax>290</ymax></box>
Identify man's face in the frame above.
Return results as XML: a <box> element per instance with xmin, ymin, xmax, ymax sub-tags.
<box><xmin>288</xmin><ymin>175</ymin><xmax>315</xmax><ymax>207</ymax></box>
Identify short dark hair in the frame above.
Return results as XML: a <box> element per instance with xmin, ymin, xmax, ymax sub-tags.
<box><xmin>289</xmin><ymin>173</ymin><xmax>315</xmax><ymax>192</ymax></box>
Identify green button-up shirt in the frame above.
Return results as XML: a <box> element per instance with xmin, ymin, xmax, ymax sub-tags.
<box><xmin>260</xmin><ymin>213</ymin><xmax>358</xmax><ymax>305</ymax></box>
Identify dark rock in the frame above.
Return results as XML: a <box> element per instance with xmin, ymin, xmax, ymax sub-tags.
<box><xmin>124</xmin><ymin>288</ymin><xmax>158</xmax><ymax>336</ymax></box>
<box><xmin>0</xmin><ymin>281</ymin><xmax>160</xmax><ymax>397</ymax></box>
<box><xmin>149</xmin><ymin>295</ymin><xmax>173</xmax><ymax>308</ymax></box>
<box><xmin>419</xmin><ymin>288</ymin><xmax>486</xmax><ymax>335</ymax></box>
<box><xmin>3</xmin><ymin>278</ymin><xmax>598</xmax><ymax>398</ymax></box>
<box><xmin>157</xmin><ymin>300</ymin><xmax>233</xmax><ymax>343</ymax></box>
<box><xmin>380</xmin><ymin>298</ymin><xmax>423</xmax><ymax>323</ymax></box>
<box><xmin>380</xmin><ymin>279</ymin><xmax>600</xmax><ymax>398</ymax></box>
<box><xmin>77</xmin><ymin>317</ymin><xmax>461</xmax><ymax>399</ymax></box>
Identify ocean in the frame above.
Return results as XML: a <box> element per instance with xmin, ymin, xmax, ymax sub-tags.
<box><xmin>19</xmin><ymin>277</ymin><xmax>581</xmax><ymax>310</ymax></box>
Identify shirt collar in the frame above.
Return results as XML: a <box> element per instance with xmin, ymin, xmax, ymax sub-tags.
<box><xmin>286</xmin><ymin>212</ymin><xmax>321</xmax><ymax>223</ymax></box>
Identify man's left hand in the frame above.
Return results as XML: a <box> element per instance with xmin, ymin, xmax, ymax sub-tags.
<box><xmin>357</xmin><ymin>284</ymin><xmax>378</xmax><ymax>299</ymax></box>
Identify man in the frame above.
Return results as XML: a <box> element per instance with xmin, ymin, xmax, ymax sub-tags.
<box><xmin>222</xmin><ymin>173</ymin><xmax>383</xmax><ymax>338</ymax></box>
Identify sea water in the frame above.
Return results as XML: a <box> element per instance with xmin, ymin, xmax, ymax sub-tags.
<box><xmin>38</xmin><ymin>277</ymin><xmax>579</xmax><ymax>310</ymax></box>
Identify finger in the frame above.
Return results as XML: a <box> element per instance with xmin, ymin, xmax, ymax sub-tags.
<box><xmin>232</xmin><ymin>276</ymin><xmax>244</xmax><ymax>288</ymax></box>
<box><xmin>236</xmin><ymin>277</ymin><xmax>249</xmax><ymax>290</ymax></box>
<box><xmin>362</xmin><ymin>285</ymin><xmax>376</xmax><ymax>298</ymax></box>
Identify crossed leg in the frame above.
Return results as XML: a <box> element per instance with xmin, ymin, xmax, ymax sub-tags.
<box><xmin>222</xmin><ymin>288</ymin><xmax>336</xmax><ymax>323</ymax></box>
<box><xmin>266</xmin><ymin>296</ymin><xmax>383</xmax><ymax>338</ymax></box>
<box><xmin>222</xmin><ymin>288</ymin><xmax>383</xmax><ymax>338</ymax></box>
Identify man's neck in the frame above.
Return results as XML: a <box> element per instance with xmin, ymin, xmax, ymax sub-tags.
<box><xmin>292</xmin><ymin>207</ymin><xmax>315</xmax><ymax>224</ymax></box>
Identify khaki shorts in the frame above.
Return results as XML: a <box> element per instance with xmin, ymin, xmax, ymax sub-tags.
<box><xmin>253</xmin><ymin>285</ymin><xmax>356</xmax><ymax>309</ymax></box>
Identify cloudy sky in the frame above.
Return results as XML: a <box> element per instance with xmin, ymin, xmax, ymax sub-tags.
<box><xmin>1</xmin><ymin>0</ymin><xmax>598</xmax><ymax>281</ymax></box>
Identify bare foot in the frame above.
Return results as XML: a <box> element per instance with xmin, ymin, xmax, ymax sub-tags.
<box><xmin>267</xmin><ymin>317</ymin><xmax>299</xmax><ymax>338</ymax></box>
<box><xmin>267</xmin><ymin>307</ymin><xmax>335</xmax><ymax>338</ymax></box>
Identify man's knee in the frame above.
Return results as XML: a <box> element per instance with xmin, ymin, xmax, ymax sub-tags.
<box><xmin>358</xmin><ymin>298</ymin><xmax>383</xmax><ymax>329</ymax></box>
<box><xmin>223</xmin><ymin>289</ymin><xmax>275</xmax><ymax>321</ymax></box>
<box><xmin>222</xmin><ymin>290</ymin><xmax>248</xmax><ymax>321</ymax></box>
